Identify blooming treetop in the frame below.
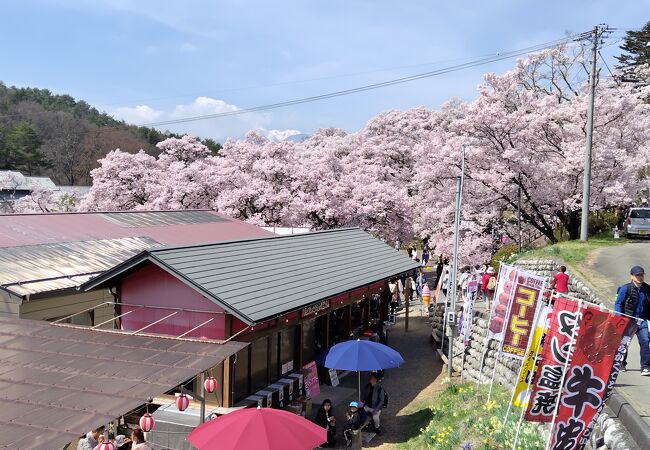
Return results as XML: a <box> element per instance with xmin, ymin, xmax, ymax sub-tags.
<box><xmin>76</xmin><ymin>49</ymin><xmax>650</xmax><ymax>264</ymax></box>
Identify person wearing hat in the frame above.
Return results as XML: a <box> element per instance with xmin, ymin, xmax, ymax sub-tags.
<box><xmin>615</xmin><ymin>266</ymin><xmax>650</xmax><ymax>375</ymax></box>
<box><xmin>343</xmin><ymin>401</ymin><xmax>366</xmax><ymax>448</ymax></box>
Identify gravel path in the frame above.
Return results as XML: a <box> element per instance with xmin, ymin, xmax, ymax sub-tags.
<box><xmin>322</xmin><ymin>306</ymin><xmax>445</xmax><ymax>449</ymax></box>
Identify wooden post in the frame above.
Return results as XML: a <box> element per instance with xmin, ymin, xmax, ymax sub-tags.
<box><xmin>325</xmin><ymin>312</ymin><xmax>331</xmax><ymax>348</ymax></box>
<box><xmin>405</xmin><ymin>275</ymin><xmax>411</xmax><ymax>331</ymax></box>
<box><xmin>222</xmin><ymin>357</ymin><xmax>231</xmax><ymax>407</ymax></box>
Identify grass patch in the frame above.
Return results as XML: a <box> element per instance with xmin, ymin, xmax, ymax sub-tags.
<box><xmin>511</xmin><ymin>235</ymin><xmax>623</xmax><ymax>267</ymax></box>
<box><xmin>401</xmin><ymin>382</ymin><xmax>545</xmax><ymax>450</ymax></box>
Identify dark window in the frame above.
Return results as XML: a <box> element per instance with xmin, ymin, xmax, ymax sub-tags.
<box><xmin>250</xmin><ymin>337</ymin><xmax>268</xmax><ymax>392</ymax></box>
<box><xmin>302</xmin><ymin>319</ymin><xmax>316</xmax><ymax>365</ymax></box>
<box><xmin>233</xmin><ymin>347</ymin><xmax>250</xmax><ymax>403</ymax></box>
<box><xmin>269</xmin><ymin>333</ymin><xmax>279</xmax><ymax>382</ymax></box>
<box><xmin>630</xmin><ymin>209</ymin><xmax>650</xmax><ymax>219</ymax></box>
<box><xmin>280</xmin><ymin>328</ymin><xmax>295</xmax><ymax>375</ymax></box>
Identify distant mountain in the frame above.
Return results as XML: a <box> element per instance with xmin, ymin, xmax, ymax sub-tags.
<box><xmin>283</xmin><ymin>133</ymin><xmax>310</xmax><ymax>143</ymax></box>
<box><xmin>0</xmin><ymin>82</ymin><xmax>221</xmax><ymax>186</ymax></box>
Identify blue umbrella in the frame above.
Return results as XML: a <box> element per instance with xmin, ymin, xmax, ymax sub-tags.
<box><xmin>320</xmin><ymin>339</ymin><xmax>404</xmax><ymax>401</ymax></box>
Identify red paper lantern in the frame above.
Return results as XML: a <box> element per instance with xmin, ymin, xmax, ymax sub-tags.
<box><xmin>204</xmin><ymin>377</ymin><xmax>218</xmax><ymax>393</ymax></box>
<box><xmin>176</xmin><ymin>393</ymin><xmax>190</xmax><ymax>411</ymax></box>
<box><xmin>139</xmin><ymin>412</ymin><xmax>155</xmax><ymax>432</ymax></box>
<box><xmin>98</xmin><ymin>443</ymin><xmax>115</xmax><ymax>450</ymax></box>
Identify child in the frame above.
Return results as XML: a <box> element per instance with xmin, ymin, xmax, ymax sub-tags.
<box><xmin>343</xmin><ymin>402</ymin><xmax>366</xmax><ymax>448</ymax></box>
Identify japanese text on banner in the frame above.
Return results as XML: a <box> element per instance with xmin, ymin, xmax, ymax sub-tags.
<box><xmin>549</xmin><ymin>307</ymin><xmax>636</xmax><ymax>450</ymax></box>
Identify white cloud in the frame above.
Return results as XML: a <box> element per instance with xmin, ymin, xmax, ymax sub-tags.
<box><xmin>109</xmin><ymin>96</ymin><xmax>299</xmax><ymax>142</ymax></box>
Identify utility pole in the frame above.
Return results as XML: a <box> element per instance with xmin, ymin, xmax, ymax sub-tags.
<box><xmin>518</xmin><ymin>173</ymin><xmax>522</xmax><ymax>252</ymax></box>
<box><xmin>580</xmin><ymin>26</ymin><xmax>600</xmax><ymax>241</ymax></box>
<box><xmin>447</xmin><ymin>146</ymin><xmax>465</xmax><ymax>377</ymax></box>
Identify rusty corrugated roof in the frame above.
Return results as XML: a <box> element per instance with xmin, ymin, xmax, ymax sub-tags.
<box><xmin>0</xmin><ymin>316</ymin><xmax>247</xmax><ymax>450</ymax></box>
<box><xmin>0</xmin><ymin>210</ymin><xmax>273</xmax><ymax>298</ymax></box>
<box><xmin>0</xmin><ymin>236</ymin><xmax>161</xmax><ymax>297</ymax></box>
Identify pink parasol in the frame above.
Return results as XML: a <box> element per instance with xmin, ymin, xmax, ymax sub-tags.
<box><xmin>186</xmin><ymin>406</ymin><xmax>327</xmax><ymax>450</ymax></box>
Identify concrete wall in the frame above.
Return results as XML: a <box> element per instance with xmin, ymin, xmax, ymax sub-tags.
<box><xmin>430</xmin><ymin>259</ymin><xmax>633</xmax><ymax>450</ymax></box>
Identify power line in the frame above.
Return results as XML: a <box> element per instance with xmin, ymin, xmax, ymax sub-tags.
<box><xmin>139</xmin><ymin>32</ymin><xmax>591</xmax><ymax>128</ymax></box>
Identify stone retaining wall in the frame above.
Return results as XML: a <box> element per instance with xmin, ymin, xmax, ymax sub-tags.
<box><xmin>430</xmin><ymin>259</ymin><xmax>633</xmax><ymax>450</ymax></box>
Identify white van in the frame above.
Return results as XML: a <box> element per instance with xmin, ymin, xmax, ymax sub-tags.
<box><xmin>623</xmin><ymin>207</ymin><xmax>650</xmax><ymax>238</ymax></box>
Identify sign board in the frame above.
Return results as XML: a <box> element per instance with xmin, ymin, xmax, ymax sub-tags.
<box><xmin>301</xmin><ymin>299</ymin><xmax>330</xmax><ymax>317</ymax></box>
<box><xmin>501</xmin><ymin>271</ymin><xmax>545</xmax><ymax>358</ymax></box>
<box><xmin>302</xmin><ymin>361</ymin><xmax>320</xmax><ymax>398</ymax></box>
<box><xmin>328</xmin><ymin>368</ymin><xmax>339</xmax><ymax>387</ymax></box>
<box><xmin>281</xmin><ymin>360</ymin><xmax>294</xmax><ymax>374</ymax></box>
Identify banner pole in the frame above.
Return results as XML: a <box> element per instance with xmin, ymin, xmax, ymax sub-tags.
<box><xmin>545</xmin><ymin>298</ymin><xmax>583</xmax><ymax>450</ymax></box>
<box><xmin>481</xmin><ymin>263</ymin><xmax>504</xmax><ymax>389</ymax></box>
<box><xmin>511</xmin><ymin>306</ymin><xmax>548</xmax><ymax>449</ymax></box>
<box><xmin>487</xmin><ymin>265</ymin><xmax>516</xmax><ymax>402</ymax></box>
<box><xmin>478</xmin><ymin>296</ymin><xmax>495</xmax><ymax>386</ymax></box>
<box><xmin>503</xmin><ymin>287</ymin><xmax>547</xmax><ymax>424</ymax></box>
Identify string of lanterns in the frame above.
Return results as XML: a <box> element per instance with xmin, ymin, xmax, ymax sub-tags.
<box><xmin>137</xmin><ymin>375</ymin><xmax>219</xmax><ymax>430</ymax></box>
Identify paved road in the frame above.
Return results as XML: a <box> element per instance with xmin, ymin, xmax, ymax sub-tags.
<box><xmin>588</xmin><ymin>240</ymin><xmax>650</xmax><ymax>425</ymax></box>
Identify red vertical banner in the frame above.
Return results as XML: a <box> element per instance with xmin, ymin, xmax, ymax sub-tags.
<box><xmin>525</xmin><ymin>296</ymin><xmax>582</xmax><ymax>422</ymax></box>
<box><xmin>548</xmin><ymin>307</ymin><xmax>636</xmax><ymax>450</ymax></box>
<box><xmin>501</xmin><ymin>271</ymin><xmax>546</xmax><ymax>358</ymax></box>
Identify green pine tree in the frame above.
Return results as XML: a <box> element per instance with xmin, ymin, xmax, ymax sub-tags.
<box><xmin>615</xmin><ymin>21</ymin><xmax>650</xmax><ymax>83</ymax></box>
<box><xmin>4</xmin><ymin>122</ymin><xmax>50</xmax><ymax>174</ymax></box>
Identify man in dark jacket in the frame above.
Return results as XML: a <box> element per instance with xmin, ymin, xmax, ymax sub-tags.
<box><xmin>615</xmin><ymin>266</ymin><xmax>650</xmax><ymax>375</ymax></box>
<box><xmin>362</xmin><ymin>373</ymin><xmax>385</xmax><ymax>434</ymax></box>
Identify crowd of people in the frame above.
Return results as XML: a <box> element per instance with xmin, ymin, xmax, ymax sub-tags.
<box><xmin>314</xmin><ymin>372</ymin><xmax>386</xmax><ymax>448</ymax></box>
<box><xmin>77</xmin><ymin>427</ymin><xmax>152</xmax><ymax>450</ymax></box>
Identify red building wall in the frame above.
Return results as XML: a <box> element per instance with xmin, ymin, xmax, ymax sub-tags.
<box><xmin>120</xmin><ymin>264</ymin><xmax>227</xmax><ymax>340</ymax></box>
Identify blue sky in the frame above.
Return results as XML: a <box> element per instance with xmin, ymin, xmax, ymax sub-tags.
<box><xmin>2</xmin><ymin>0</ymin><xmax>648</xmax><ymax>141</ymax></box>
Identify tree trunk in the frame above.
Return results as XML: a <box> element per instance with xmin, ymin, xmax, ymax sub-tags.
<box><xmin>566</xmin><ymin>210</ymin><xmax>581</xmax><ymax>240</ymax></box>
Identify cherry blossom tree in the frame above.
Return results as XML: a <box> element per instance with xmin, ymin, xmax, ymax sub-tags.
<box><xmin>78</xmin><ymin>46</ymin><xmax>650</xmax><ymax>261</ymax></box>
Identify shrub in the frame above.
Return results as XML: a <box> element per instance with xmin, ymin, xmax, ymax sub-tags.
<box><xmin>490</xmin><ymin>244</ymin><xmax>519</xmax><ymax>271</ymax></box>
<box><xmin>415</xmin><ymin>383</ymin><xmax>545</xmax><ymax>450</ymax></box>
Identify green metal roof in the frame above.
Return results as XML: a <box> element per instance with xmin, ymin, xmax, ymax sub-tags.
<box><xmin>84</xmin><ymin>228</ymin><xmax>420</xmax><ymax>324</ymax></box>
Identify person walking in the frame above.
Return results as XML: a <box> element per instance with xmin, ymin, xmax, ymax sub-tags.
<box><xmin>442</xmin><ymin>270</ymin><xmax>450</xmax><ymax>299</ymax></box>
<box><xmin>388</xmin><ymin>278</ymin><xmax>398</xmax><ymax>315</ymax></box>
<box><xmin>615</xmin><ymin>266</ymin><xmax>650</xmax><ymax>374</ymax></box>
<box><xmin>435</xmin><ymin>257</ymin><xmax>444</xmax><ymax>284</ymax></box>
<box><xmin>422</xmin><ymin>249</ymin><xmax>430</xmax><ymax>266</ymax></box>
<box><xmin>314</xmin><ymin>399</ymin><xmax>337</xmax><ymax>447</ymax></box>
<box><xmin>551</xmin><ymin>265</ymin><xmax>570</xmax><ymax>294</ymax></box>
<box><xmin>362</xmin><ymin>373</ymin><xmax>386</xmax><ymax>434</ymax></box>
<box><xmin>481</xmin><ymin>267</ymin><xmax>497</xmax><ymax>304</ymax></box>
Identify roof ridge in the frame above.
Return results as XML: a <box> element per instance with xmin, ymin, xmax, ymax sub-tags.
<box><xmin>147</xmin><ymin>227</ymin><xmax>362</xmax><ymax>253</ymax></box>
<box><xmin>0</xmin><ymin>209</ymin><xmax>215</xmax><ymax>217</ymax></box>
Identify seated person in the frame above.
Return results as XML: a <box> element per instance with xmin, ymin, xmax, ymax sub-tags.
<box><xmin>343</xmin><ymin>401</ymin><xmax>367</xmax><ymax>448</ymax></box>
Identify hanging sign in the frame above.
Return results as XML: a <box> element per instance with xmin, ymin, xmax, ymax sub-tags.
<box><xmin>329</xmin><ymin>368</ymin><xmax>340</xmax><ymax>387</ymax></box>
<box><xmin>303</xmin><ymin>361</ymin><xmax>321</xmax><ymax>398</ymax></box>
<box><xmin>548</xmin><ymin>307</ymin><xmax>636</xmax><ymax>450</ymax></box>
<box><xmin>302</xmin><ymin>300</ymin><xmax>330</xmax><ymax>317</ymax></box>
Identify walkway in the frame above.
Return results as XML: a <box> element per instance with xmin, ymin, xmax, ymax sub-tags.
<box><xmin>311</xmin><ymin>306</ymin><xmax>444</xmax><ymax>449</ymax></box>
<box><xmin>588</xmin><ymin>241</ymin><xmax>650</xmax><ymax>430</ymax></box>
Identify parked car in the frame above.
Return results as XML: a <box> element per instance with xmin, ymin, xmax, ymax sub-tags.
<box><xmin>623</xmin><ymin>207</ymin><xmax>650</xmax><ymax>238</ymax></box>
